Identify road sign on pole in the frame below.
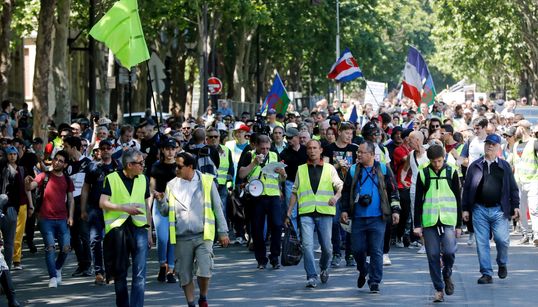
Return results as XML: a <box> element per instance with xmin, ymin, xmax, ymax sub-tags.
<box><xmin>208</xmin><ymin>77</ymin><xmax>222</xmax><ymax>95</ymax></box>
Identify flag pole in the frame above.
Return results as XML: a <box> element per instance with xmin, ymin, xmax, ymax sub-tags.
<box><xmin>145</xmin><ymin>61</ymin><xmax>162</xmax><ymax>135</ymax></box>
<box><xmin>363</xmin><ymin>77</ymin><xmax>381</xmax><ymax>109</ymax></box>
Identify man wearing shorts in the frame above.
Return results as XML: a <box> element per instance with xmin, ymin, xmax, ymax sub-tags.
<box><xmin>156</xmin><ymin>152</ymin><xmax>229</xmax><ymax>307</ymax></box>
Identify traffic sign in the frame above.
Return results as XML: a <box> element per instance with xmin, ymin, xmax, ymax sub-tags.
<box><xmin>208</xmin><ymin>77</ymin><xmax>222</xmax><ymax>95</ymax></box>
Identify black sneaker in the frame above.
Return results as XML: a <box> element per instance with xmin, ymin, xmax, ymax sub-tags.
<box><xmin>270</xmin><ymin>259</ymin><xmax>280</xmax><ymax>270</ymax></box>
<box><xmin>81</xmin><ymin>268</ymin><xmax>93</xmax><ymax>277</ymax></box>
<box><xmin>71</xmin><ymin>267</ymin><xmax>84</xmax><ymax>277</ymax></box>
<box><xmin>477</xmin><ymin>274</ymin><xmax>493</xmax><ymax>284</ymax></box>
<box><xmin>320</xmin><ymin>270</ymin><xmax>329</xmax><ymax>283</ymax></box>
<box><xmin>498</xmin><ymin>265</ymin><xmax>507</xmax><ymax>279</ymax></box>
<box><xmin>357</xmin><ymin>272</ymin><xmax>367</xmax><ymax>288</ymax></box>
<box><xmin>166</xmin><ymin>272</ymin><xmax>177</xmax><ymax>283</ymax></box>
<box><xmin>369</xmin><ymin>283</ymin><xmax>380</xmax><ymax>293</ymax></box>
<box><xmin>157</xmin><ymin>266</ymin><xmax>166</xmax><ymax>282</ymax></box>
<box><xmin>27</xmin><ymin>242</ymin><xmax>37</xmax><ymax>254</ymax></box>
<box><xmin>444</xmin><ymin>276</ymin><xmax>454</xmax><ymax>295</ymax></box>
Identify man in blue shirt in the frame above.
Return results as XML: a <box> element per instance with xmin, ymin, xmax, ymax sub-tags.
<box><xmin>340</xmin><ymin>141</ymin><xmax>400</xmax><ymax>293</ymax></box>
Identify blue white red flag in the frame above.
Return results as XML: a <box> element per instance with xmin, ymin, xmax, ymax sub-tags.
<box><xmin>327</xmin><ymin>48</ymin><xmax>363</xmax><ymax>83</ymax></box>
<box><xmin>401</xmin><ymin>46</ymin><xmax>436</xmax><ymax>106</ymax></box>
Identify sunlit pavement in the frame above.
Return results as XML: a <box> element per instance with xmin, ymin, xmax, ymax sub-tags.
<box><xmin>10</xmin><ymin>233</ymin><xmax>538</xmax><ymax>306</ymax></box>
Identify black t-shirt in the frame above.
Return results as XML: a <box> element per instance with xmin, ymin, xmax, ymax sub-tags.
<box><xmin>140</xmin><ymin>133</ymin><xmax>161</xmax><ymax>176</ymax></box>
<box><xmin>150</xmin><ymin>161</ymin><xmax>177</xmax><ymax>192</ymax></box>
<box><xmin>18</xmin><ymin>152</ymin><xmax>38</xmax><ymax>178</ymax></box>
<box><xmin>102</xmin><ymin>170</ymin><xmax>150</xmax><ymax>199</ymax></box>
<box><xmin>66</xmin><ymin>156</ymin><xmax>92</xmax><ymax>200</ymax></box>
<box><xmin>85</xmin><ymin>159</ymin><xmax>121</xmax><ymax>207</ymax></box>
<box><xmin>280</xmin><ymin>145</ymin><xmax>307</xmax><ymax>181</ymax></box>
<box><xmin>322</xmin><ymin>142</ymin><xmax>358</xmax><ymax>179</ymax></box>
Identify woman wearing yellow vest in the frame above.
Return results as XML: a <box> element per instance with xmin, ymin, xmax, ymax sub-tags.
<box><xmin>413</xmin><ymin>144</ymin><xmax>462</xmax><ymax>303</ymax></box>
<box><xmin>156</xmin><ymin>152</ymin><xmax>229</xmax><ymax>307</ymax></box>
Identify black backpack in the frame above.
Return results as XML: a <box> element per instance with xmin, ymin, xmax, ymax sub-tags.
<box><xmin>422</xmin><ymin>165</ymin><xmax>454</xmax><ymax>195</ymax></box>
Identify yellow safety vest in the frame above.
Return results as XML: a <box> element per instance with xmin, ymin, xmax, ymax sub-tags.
<box><xmin>513</xmin><ymin>139</ymin><xmax>538</xmax><ymax>184</ymax></box>
<box><xmin>248</xmin><ymin>151</ymin><xmax>280</xmax><ymax>196</ymax></box>
<box><xmin>216</xmin><ymin>145</ymin><xmax>231</xmax><ymax>185</ymax></box>
<box><xmin>296</xmin><ymin>163</ymin><xmax>335</xmax><ymax>216</ymax></box>
<box><xmin>419</xmin><ymin>166</ymin><xmax>457</xmax><ymax>228</ymax></box>
<box><xmin>103</xmin><ymin>172</ymin><xmax>147</xmax><ymax>234</ymax></box>
<box><xmin>166</xmin><ymin>173</ymin><xmax>216</xmax><ymax>243</ymax></box>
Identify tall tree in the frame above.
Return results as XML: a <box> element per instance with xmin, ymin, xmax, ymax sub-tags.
<box><xmin>51</xmin><ymin>0</ymin><xmax>71</xmax><ymax>125</ymax></box>
<box><xmin>0</xmin><ymin>0</ymin><xmax>14</xmax><ymax>99</ymax></box>
<box><xmin>32</xmin><ymin>0</ymin><xmax>56</xmax><ymax>139</ymax></box>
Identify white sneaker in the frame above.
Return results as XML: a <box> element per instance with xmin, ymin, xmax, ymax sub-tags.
<box><xmin>306</xmin><ymin>277</ymin><xmax>317</xmax><ymax>288</ymax></box>
<box><xmin>366</xmin><ymin>256</ymin><xmax>370</xmax><ymax>265</ymax></box>
<box><xmin>383</xmin><ymin>254</ymin><xmax>391</xmax><ymax>266</ymax></box>
<box><xmin>395</xmin><ymin>240</ymin><xmax>404</xmax><ymax>248</ymax></box>
<box><xmin>467</xmin><ymin>233</ymin><xmax>475</xmax><ymax>246</ymax></box>
<box><xmin>417</xmin><ymin>246</ymin><xmax>426</xmax><ymax>254</ymax></box>
<box><xmin>409</xmin><ymin>241</ymin><xmax>422</xmax><ymax>249</ymax></box>
<box><xmin>56</xmin><ymin>269</ymin><xmax>62</xmax><ymax>285</ymax></box>
<box><xmin>49</xmin><ymin>277</ymin><xmax>58</xmax><ymax>288</ymax></box>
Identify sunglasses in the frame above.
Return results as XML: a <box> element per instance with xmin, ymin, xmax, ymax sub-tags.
<box><xmin>207</xmin><ymin>135</ymin><xmax>219</xmax><ymax>139</ymax></box>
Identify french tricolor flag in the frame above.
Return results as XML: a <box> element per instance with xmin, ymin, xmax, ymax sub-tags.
<box><xmin>402</xmin><ymin>46</ymin><xmax>434</xmax><ymax>106</ymax></box>
<box><xmin>327</xmin><ymin>48</ymin><xmax>363</xmax><ymax>83</ymax></box>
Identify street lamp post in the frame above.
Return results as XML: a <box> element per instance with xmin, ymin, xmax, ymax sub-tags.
<box><xmin>335</xmin><ymin>0</ymin><xmax>341</xmax><ymax>102</ymax></box>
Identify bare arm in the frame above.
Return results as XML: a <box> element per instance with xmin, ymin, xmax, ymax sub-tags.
<box><xmin>80</xmin><ymin>183</ymin><xmax>90</xmax><ymax>220</ymax></box>
<box><xmin>67</xmin><ymin>192</ymin><xmax>75</xmax><ymax>226</ymax></box>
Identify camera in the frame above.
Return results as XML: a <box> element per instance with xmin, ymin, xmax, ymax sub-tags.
<box><xmin>91</xmin><ymin>111</ymin><xmax>100</xmax><ymax>123</ymax></box>
<box><xmin>252</xmin><ymin>113</ymin><xmax>270</xmax><ymax>135</ymax></box>
<box><xmin>358</xmin><ymin>194</ymin><xmax>372</xmax><ymax>207</ymax></box>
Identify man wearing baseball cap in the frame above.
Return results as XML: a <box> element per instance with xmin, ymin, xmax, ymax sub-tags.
<box><xmin>462</xmin><ymin>133</ymin><xmax>520</xmax><ymax>284</ymax></box>
<box><xmin>511</xmin><ymin>119</ymin><xmax>538</xmax><ymax>245</ymax></box>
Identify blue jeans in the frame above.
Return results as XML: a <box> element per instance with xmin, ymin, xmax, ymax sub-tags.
<box><xmin>300</xmin><ymin>215</ymin><xmax>333</xmax><ymax>279</ymax></box>
<box><xmin>88</xmin><ymin>207</ymin><xmax>105</xmax><ymax>275</ymax></box>
<box><xmin>423</xmin><ymin>226</ymin><xmax>457</xmax><ymax>291</ymax></box>
<box><xmin>218</xmin><ymin>185</ymin><xmax>229</xmax><ymax>221</ymax></box>
<box><xmin>351</xmin><ymin>216</ymin><xmax>386</xmax><ymax>285</ymax></box>
<box><xmin>114</xmin><ymin>226</ymin><xmax>149</xmax><ymax>307</ymax></box>
<box><xmin>472</xmin><ymin>204</ymin><xmax>510</xmax><ymax>277</ymax></box>
<box><xmin>152</xmin><ymin>203</ymin><xmax>175</xmax><ymax>269</ymax></box>
<box><xmin>252</xmin><ymin>196</ymin><xmax>282</xmax><ymax>265</ymax></box>
<box><xmin>284</xmin><ymin>180</ymin><xmax>299</xmax><ymax>235</ymax></box>
<box><xmin>39</xmin><ymin>219</ymin><xmax>71</xmax><ymax>278</ymax></box>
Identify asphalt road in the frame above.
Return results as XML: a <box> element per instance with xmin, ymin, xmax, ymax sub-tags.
<box><xmin>8</xmin><ymin>233</ymin><xmax>538</xmax><ymax>306</ymax></box>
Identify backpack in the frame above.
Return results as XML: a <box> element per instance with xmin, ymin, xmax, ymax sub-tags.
<box><xmin>422</xmin><ymin>165</ymin><xmax>454</xmax><ymax>194</ymax></box>
<box><xmin>193</xmin><ymin>146</ymin><xmax>218</xmax><ymax>177</ymax></box>
<box><xmin>34</xmin><ymin>172</ymin><xmax>71</xmax><ymax>213</ymax></box>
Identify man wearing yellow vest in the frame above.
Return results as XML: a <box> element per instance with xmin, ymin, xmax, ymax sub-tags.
<box><xmin>413</xmin><ymin>144</ymin><xmax>462</xmax><ymax>303</ymax></box>
<box><xmin>511</xmin><ymin>120</ymin><xmax>538</xmax><ymax>245</ymax></box>
<box><xmin>206</xmin><ymin>127</ymin><xmax>234</xmax><ymax>222</ymax></box>
<box><xmin>285</xmin><ymin>140</ymin><xmax>342</xmax><ymax>288</ymax></box>
<box><xmin>99</xmin><ymin>148</ymin><xmax>153</xmax><ymax>307</ymax></box>
<box><xmin>156</xmin><ymin>152</ymin><xmax>229</xmax><ymax>307</ymax></box>
<box><xmin>238</xmin><ymin>134</ymin><xmax>287</xmax><ymax>270</ymax></box>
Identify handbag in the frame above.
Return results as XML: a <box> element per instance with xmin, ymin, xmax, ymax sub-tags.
<box><xmin>280</xmin><ymin>226</ymin><xmax>303</xmax><ymax>266</ymax></box>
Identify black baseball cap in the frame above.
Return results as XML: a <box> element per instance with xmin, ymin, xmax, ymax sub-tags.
<box><xmin>160</xmin><ymin>138</ymin><xmax>178</xmax><ymax>148</ymax></box>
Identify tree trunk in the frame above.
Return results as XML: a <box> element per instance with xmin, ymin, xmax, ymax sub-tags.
<box><xmin>52</xmin><ymin>0</ymin><xmax>70</xmax><ymax>125</ymax></box>
<box><xmin>33</xmin><ymin>0</ymin><xmax>56</xmax><ymax>140</ymax></box>
<box><xmin>0</xmin><ymin>0</ymin><xmax>14</xmax><ymax>100</ymax></box>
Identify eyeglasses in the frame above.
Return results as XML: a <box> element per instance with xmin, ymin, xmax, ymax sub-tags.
<box><xmin>431</xmin><ymin>125</ymin><xmax>440</xmax><ymax>128</ymax></box>
<box><xmin>357</xmin><ymin>150</ymin><xmax>372</xmax><ymax>155</ymax></box>
<box><xmin>130</xmin><ymin>160</ymin><xmax>145</xmax><ymax>166</ymax></box>
<box><xmin>176</xmin><ymin>164</ymin><xmax>185</xmax><ymax>169</ymax></box>
<box><xmin>53</xmin><ymin>157</ymin><xmax>65</xmax><ymax>163</ymax></box>
<box><xmin>182</xmin><ymin>127</ymin><xmax>191</xmax><ymax>130</ymax></box>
